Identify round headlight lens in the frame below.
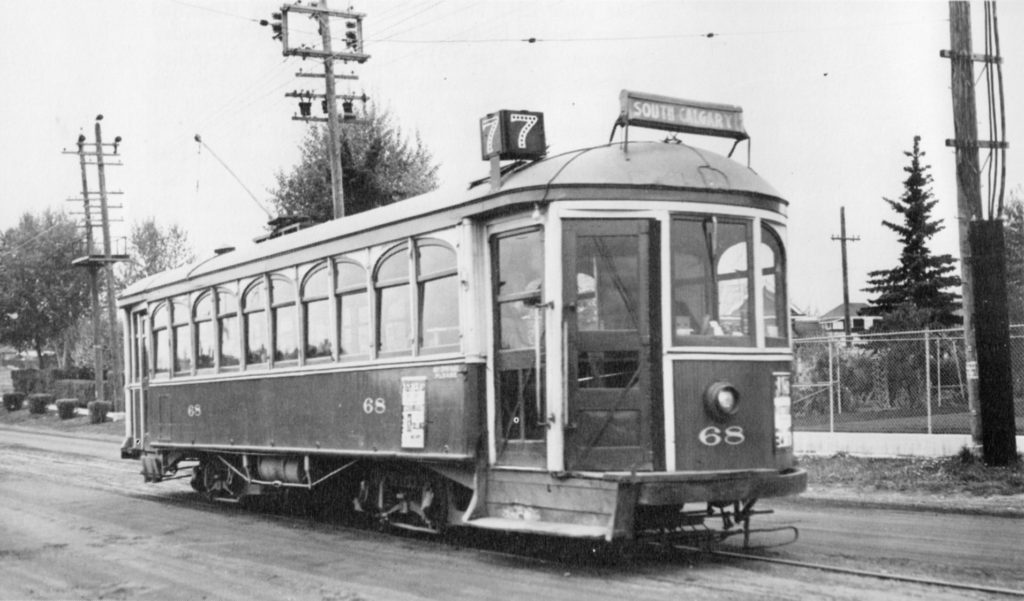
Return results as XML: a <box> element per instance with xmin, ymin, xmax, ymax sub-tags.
<box><xmin>704</xmin><ymin>382</ymin><xmax>740</xmax><ymax>420</ymax></box>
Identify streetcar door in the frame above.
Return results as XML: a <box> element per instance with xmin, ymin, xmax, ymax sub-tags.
<box><xmin>492</xmin><ymin>228</ymin><xmax>547</xmax><ymax>468</ymax></box>
<box><xmin>563</xmin><ymin>219</ymin><xmax>659</xmax><ymax>471</ymax></box>
<box><xmin>128</xmin><ymin>309</ymin><xmax>149</xmax><ymax>448</ymax></box>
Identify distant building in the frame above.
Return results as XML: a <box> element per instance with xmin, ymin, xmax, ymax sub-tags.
<box><xmin>790</xmin><ymin>306</ymin><xmax>823</xmax><ymax>338</ymax></box>
<box><xmin>818</xmin><ymin>302</ymin><xmax>882</xmax><ymax>335</ymax></box>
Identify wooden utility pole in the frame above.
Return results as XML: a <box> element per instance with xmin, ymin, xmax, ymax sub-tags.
<box><xmin>94</xmin><ymin>118</ymin><xmax>123</xmax><ymax>409</ymax></box>
<box><xmin>831</xmin><ymin>206</ymin><xmax>860</xmax><ymax>345</ymax></box>
<box><xmin>944</xmin><ymin>1</ymin><xmax>984</xmax><ymax>449</ymax></box>
<box><xmin>943</xmin><ymin>0</ymin><xmax>1016</xmax><ymax>465</ymax></box>
<box><xmin>75</xmin><ymin>136</ymin><xmax>104</xmax><ymax>403</ymax></box>
<box><xmin>319</xmin><ymin>3</ymin><xmax>344</xmax><ymax>219</ymax></box>
<box><xmin>67</xmin><ymin>116</ymin><xmax>128</xmax><ymax>409</ymax></box>
<box><xmin>266</xmin><ymin>1</ymin><xmax>370</xmax><ymax>220</ymax></box>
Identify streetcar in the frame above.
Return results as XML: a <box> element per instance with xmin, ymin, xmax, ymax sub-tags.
<box><xmin>119</xmin><ymin>90</ymin><xmax>805</xmax><ymax>543</ymax></box>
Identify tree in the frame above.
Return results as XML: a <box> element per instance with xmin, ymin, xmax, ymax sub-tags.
<box><xmin>118</xmin><ymin>218</ymin><xmax>196</xmax><ymax>288</ymax></box>
<box><xmin>270</xmin><ymin>105</ymin><xmax>439</xmax><ymax>222</ymax></box>
<box><xmin>0</xmin><ymin>210</ymin><xmax>91</xmax><ymax>367</ymax></box>
<box><xmin>863</xmin><ymin>136</ymin><xmax>961</xmax><ymax>328</ymax></box>
<box><xmin>1004</xmin><ymin>193</ymin><xmax>1024</xmax><ymax>324</ymax></box>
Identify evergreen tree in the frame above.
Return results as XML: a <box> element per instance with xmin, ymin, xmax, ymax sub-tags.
<box><xmin>271</xmin><ymin>105</ymin><xmax>439</xmax><ymax>222</ymax></box>
<box><xmin>863</xmin><ymin>136</ymin><xmax>961</xmax><ymax>327</ymax></box>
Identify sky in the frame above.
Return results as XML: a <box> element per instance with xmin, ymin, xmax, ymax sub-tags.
<box><xmin>1</xmin><ymin>0</ymin><xmax>1021</xmax><ymax>315</ymax></box>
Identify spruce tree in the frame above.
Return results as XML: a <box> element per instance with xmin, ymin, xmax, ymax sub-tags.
<box><xmin>863</xmin><ymin>136</ymin><xmax>962</xmax><ymax>327</ymax></box>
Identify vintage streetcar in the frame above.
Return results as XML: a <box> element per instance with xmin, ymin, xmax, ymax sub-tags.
<box><xmin>119</xmin><ymin>91</ymin><xmax>805</xmax><ymax>543</ymax></box>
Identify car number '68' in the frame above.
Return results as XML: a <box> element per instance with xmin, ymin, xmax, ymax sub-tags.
<box><xmin>698</xmin><ymin>425</ymin><xmax>745</xmax><ymax>446</ymax></box>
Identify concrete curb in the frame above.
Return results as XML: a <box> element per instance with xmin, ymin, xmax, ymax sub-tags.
<box><xmin>773</xmin><ymin>493</ymin><xmax>1024</xmax><ymax>519</ymax></box>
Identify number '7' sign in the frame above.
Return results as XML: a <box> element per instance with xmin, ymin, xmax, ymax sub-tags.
<box><xmin>479</xmin><ymin>110</ymin><xmax>546</xmax><ymax>161</ymax></box>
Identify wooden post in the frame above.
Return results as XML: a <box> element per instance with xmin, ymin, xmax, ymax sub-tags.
<box><xmin>76</xmin><ymin>138</ymin><xmax>104</xmax><ymax>404</ymax></box>
<box><xmin>946</xmin><ymin>1</ymin><xmax>983</xmax><ymax>447</ymax></box>
<box><xmin>319</xmin><ymin>0</ymin><xmax>345</xmax><ymax>219</ymax></box>
<box><xmin>95</xmin><ymin>118</ymin><xmax>123</xmax><ymax>408</ymax></box>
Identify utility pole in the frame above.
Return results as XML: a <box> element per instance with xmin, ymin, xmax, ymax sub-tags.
<box><xmin>74</xmin><ymin>135</ymin><xmax>104</xmax><ymax>404</ymax></box>
<box><xmin>264</xmin><ymin>1</ymin><xmax>370</xmax><ymax>220</ymax></box>
<box><xmin>831</xmin><ymin>206</ymin><xmax>860</xmax><ymax>346</ymax></box>
<box><xmin>67</xmin><ymin>116</ymin><xmax>128</xmax><ymax>410</ymax></box>
<box><xmin>942</xmin><ymin>0</ymin><xmax>1016</xmax><ymax>465</ymax></box>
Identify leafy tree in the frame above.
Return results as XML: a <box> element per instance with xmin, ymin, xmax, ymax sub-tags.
<box><xmin>271</xmin><ymin>105</ymin><xmax>439</xmax><ymax>222</ymax></box>
<box><xmin>863</xmin><ymin>136</ymin><xmax>961</xmax><ymax>328</ymax></box>
<box><xmin>0</xmin><ymin>210</ymin><xmax>91</xmax><ymax>367</ymax></box>
<box><xmin>118</xmin><ymin>217</ymin><xmax>196</xmax><ymax>288</ymax></box>
<box><xmin>1004</xmin><ymin>193</ymin><xmax>1024</xmax><ymax>324</ymax></box>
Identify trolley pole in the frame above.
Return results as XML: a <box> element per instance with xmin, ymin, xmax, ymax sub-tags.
<box><xmin>831</xmin><ymin>206</ymin><xmax>859</xmax><ymax>347</ymax></box>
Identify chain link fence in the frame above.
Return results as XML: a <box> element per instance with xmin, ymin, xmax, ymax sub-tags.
<box><xmin>793</xmin><ymin>325</ymin><xmax>1024</xmax><ymax>434</ymax></box>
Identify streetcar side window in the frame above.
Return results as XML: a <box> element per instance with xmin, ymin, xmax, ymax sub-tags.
<box><xmin>761</xmin><ymin>223</ymin><xmax>788</xmax><ymax>346</ymax></box>
<box><xmin>243</xmin><ymin>281</ymin><xmax>268</xmax><ymax>366</ymax></box>
<box><xmin>171</xmin><ymin>298</ymin><xmax>192</xmax><ymax>374</ymax></box>
<box><xmin>302</xmin><ymin>265</ymin><xmax>331</xmax><ymax>361</ymax></box>
<box><xmin>670</xmin><ymin>216</ymin><xmax>754</xmax><ymax>346</ymax></box>
<box><xmin>336</xmin><ymin>261</ymin><xmax>370</xmax><ymax>358</ymax></box>
<box><xmin>193</xmin><ymin>292</ymin><xmax>215</xmax><ymax>370</ymax></box>
<box><xmin>417</xmin><ymin>242</ymin><xmax>459</xmax><ymax>353</ymax></box>
<box><xmin>217</xmin><ymin>288</ymin><xmax>240</xmax><ymax>368</ymax></box>
<box><xmin>375</xmin><ymin>246</ymin><xmax>412</xmax><ymax>355</ymax></box>
<box><xmin>270</xmin><ymin>274</ymin><xmax>299</xmax><ymax>363</ymax></box>
<box><xmin>151</xmin><ymin>303</ymin><xmax>169</xmax><ymax>376</ymax></box>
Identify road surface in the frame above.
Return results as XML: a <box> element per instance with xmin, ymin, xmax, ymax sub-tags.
<box><xmin>0</xmin><ymin>426</ymin><xmax>1020</xmax><ymax>600</ymax></box>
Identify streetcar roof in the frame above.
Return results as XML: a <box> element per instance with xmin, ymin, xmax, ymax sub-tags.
<box><xmin>120</xmin><ymin>140</ymin><xmax>783</xmax><ymax>304</ymax></box>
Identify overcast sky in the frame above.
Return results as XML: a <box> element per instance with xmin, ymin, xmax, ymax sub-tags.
<box><xmin>1</xmin><ymin>0</ymin><xmax>1020</xmax><ymax>314</ymax></box>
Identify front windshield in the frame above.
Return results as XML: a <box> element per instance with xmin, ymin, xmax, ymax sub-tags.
<box><xmin>670</xmin><ymin>215</ymin><xmax>758</xmax><ymax>346</ymax></box>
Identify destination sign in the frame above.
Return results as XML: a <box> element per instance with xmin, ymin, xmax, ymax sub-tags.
<box><xmin>619</xmin><ymin>90</ymin><xmax>748</xmax><ymax>140</ymax></box>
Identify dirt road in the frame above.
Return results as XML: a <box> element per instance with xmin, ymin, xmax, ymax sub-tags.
<box><xmin>0</xmin><ymin>427</ymin><xmax>1018</xmax><ymax>600</ymax></box>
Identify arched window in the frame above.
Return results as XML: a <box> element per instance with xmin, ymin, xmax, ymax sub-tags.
<box><xmin>302</xmin><ymin>266</ymin><xmax>331</xmax><ymax>360</ymax></box>
<box><xmin>217</xmin><ymin>288</ymin><xmax>239</xmax><ymax>367</ymax></box>
<box><xmin>417</xmin><ymin>242</ymin><xmax>459</xmax><ymax>352</ymax></box>
<box><xmin>375</xmin><ymin>246</ymin><xmax>411</xmax><ymax>354</ymax></box>
<box><xmin>336</xmin><ymin>261</ymin><xmax>369</xmax><ymax>358</ymax></box>
<box><xmin>193</xmin><ymin>292</ymin><xmax>214</xmax><ymax>370</ymax></box>
<box><xmin>243</xmin><ymin>281</ymin><xmax>268</xmax><ymax>365</ymax></box>
<box><xmin>151</xmin><ymin>303</ymin><xmax>169</xmax><ymax>376</ymax></box>
<box><xmin>171</xmin><ymin>298</ymin><xmax>191</xmax><ymax>373</ymax></box>
<box><xmin>271</xmin><ymin>275</ymin><xmax>298</xmax><ymax>362</ymax></box>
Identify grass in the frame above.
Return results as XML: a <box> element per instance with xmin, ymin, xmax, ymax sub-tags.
<box><xmin>799</xmin><ymin>450</ymin><xmax>1024</xmax><ymax>497</ymax></box>
<box><xmin>0</xmin><ymin>405</ymin><xmax>125</xmax><ymax>437</ymax></box>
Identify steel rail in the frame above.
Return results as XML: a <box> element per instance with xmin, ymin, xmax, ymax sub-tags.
<box><xmin>676</xmin><ymin>545</ymin><xmax>1024</xmax><ymax>598</ymax></box>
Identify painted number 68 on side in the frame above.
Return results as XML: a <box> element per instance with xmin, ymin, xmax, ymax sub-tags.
<box><xmin>698</xmin><ymin>425</ymin><xmax>745</xmax><ymax>446</ymax></box>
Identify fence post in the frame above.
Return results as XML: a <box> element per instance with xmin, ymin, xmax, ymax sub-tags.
<box><xmin>828</xmin><ymin>337</ymin><xmax>835</xmax><ymax>433</ymax></box>
<box><xmin>936</xmin><ymin>333</ymin><xmax>943</xmax><ymax>409</ymax></box>
<box><xmin>925</xmin><ymin>328</ymin><xmax>932</xmax><ymax>435</ymax></box>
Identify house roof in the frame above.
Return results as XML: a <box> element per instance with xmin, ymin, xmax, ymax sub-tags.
<box><xmin>820</xmin><ymin>302</ymin><xmax>872</xmax><ymax>320</ymax></box>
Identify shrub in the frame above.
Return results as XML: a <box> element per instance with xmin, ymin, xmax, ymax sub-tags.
<box><xmin>3</xmin><ymin>392</ymin><xmax>26</xmax><ymax>412</ymax></box>
<box><xmin>56</xmin><ymin>399</ymin><xmax>77</xmax><ymax>420</ymax></box>
<box><xmin>88</xmin><ymin>400</ymin><xmax>112</xmax><ymax>424</ymax></box>
<box><xmin>27</xmin><ymin>393</ymin><xmax>54</xmax><ymax>414</ymax></box>
<box><xmin>53</xmin><ymin>380</ymin><xmax>96</xmax><ymax>406</ymax></box>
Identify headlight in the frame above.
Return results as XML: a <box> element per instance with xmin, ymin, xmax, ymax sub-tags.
<box><xmin>703</xmin><ymin>381</ymin><xmax>740</xmax><ymax>420</ymax></box>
